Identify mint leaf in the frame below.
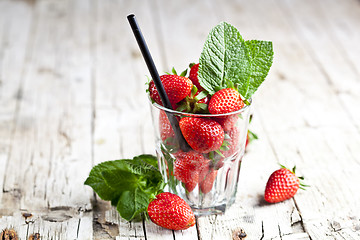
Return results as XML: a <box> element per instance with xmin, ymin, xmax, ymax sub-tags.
<box><xmin>84</xmin><ymin>159</ymin><xmax>131</xmax><ymax>201</ymax></box>
<box><xmin>117</xmin><ymin>189</ymin><xmax>149</xmax><ymax>221</ymax></box>
<box><xmin>84</xmin><ymin>154</ymin><xmax>165</xmax><ymax>221</ymax></box>
<box><xmin>241</xmin><ymin>40</ymin><xmax>273</xmax><ymax>99</ymax></box>
<box><xmin>198</xmin><ymin>22</ymin><xmax>273</xmax><ymax>99</ymax></box>
<box><xmin>198</xmin><ymin>22</ymin><xmax>248</xmax><ymax>95</ymax></box>
<box><xmin>101</xmin><ymin>170</ymin><xmax>143</xmax><ymax>192</ymax></box>
<box><xmin>133</xmin><ymin>154</ymin><xmax>158</xmax><ymax>168</ymax></box>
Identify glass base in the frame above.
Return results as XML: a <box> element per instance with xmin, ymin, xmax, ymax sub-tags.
<box><xmin>191</xmin><ymin>204</ymin><xmax>227</xmax><ymax>216</ymax></box>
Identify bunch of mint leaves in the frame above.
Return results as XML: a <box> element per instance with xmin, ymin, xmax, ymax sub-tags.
<box><xmin>84</xmin><ymin>155</ymin><xmax>165</xmax><ymax>221</ymax></box>
<box><xmin>198</xmin><ymin>22</ymin><xmax>273</xmax><ymax>99</ymax></box>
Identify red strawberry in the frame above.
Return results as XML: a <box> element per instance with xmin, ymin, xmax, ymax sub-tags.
<box><xmin>189</xmin><ymin>63</ymin><xmax>203</xmax><ymax>91</ymax></box>
<box><xmin>173</xmin><ymin>151</ymin><xmax>209</xmax><ymax>192</ymax></box>
<box><xmin>198</xmin><ymin>160</ymin><xmax>211</xmax><ymax>183</ymax></box>
<box><xmin>214</xmin><ymin>159</ymin><xmax>224</xmax><ymax>169</ymax></box>
<box><xmin>179</xmin><ymin>117</ymin><xmax>224</xmax><ymax>153</ymax></box>
<box><xmin>147</xmin><ymin>192</ymin><xmax>195</xmax><ymax>230</ymax></box>
<box><xmin>208</xmin><ymin>88</ymin><xmax>244</xmax><ymax>114</ymax></box>
<box><xmin>264</xmin><ymin>166</ymin><xmax>304</xmax><ymax>203</ymax></box>
<box><xmin>200</xmin><ymin>169</ymin><xmax>218</xmax><ymax>194</ymax></box>
<box><xmin>214</xmin><ymin>115</ymin><xmax>238</xmax><ymax>132</ymax></box>
<box><xmin>159</xmin><ymin>110</ymin><xmax>175</xmax><ymax>141</ymax></box>
<box><xmin>149</xmin><ymin>75</ymin><xmax>193</xmax><ymax>108</ymax></box>
<box><xmin>221</xmin><ymin>127</ymin><xmax>240</xmax><ymax>158</ymax></box>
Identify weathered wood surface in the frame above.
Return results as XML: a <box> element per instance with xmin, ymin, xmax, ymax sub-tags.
<box><xmin>1</xmin><ymin>0</ymin><xmax>360</xmax><ymax>239</ymax></box>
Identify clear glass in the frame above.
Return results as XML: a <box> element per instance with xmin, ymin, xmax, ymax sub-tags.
<box><xmin>150</xmin><ymin>101</ymin><xmax>251</xmax><ymax>216</ymax></box>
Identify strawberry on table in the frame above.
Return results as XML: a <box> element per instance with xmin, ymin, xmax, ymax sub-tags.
<box><xmin>147</xmin><ymin>192</ymin><xmax>195</xmax><ymax>230</ymax></box>
<box><xmin>149</xmin><ymin>74</ymin><xmax>193</xmax><ymax>108</ymax></box>
<box><xmin>264</xmin><ymin>166</ymin><xmax>307</xmax><ymax>203</ymax></box>
<box><xmin>179</xmin><ymin>117</ymin><xmax>225</xmax><ymax>153</ymax></box>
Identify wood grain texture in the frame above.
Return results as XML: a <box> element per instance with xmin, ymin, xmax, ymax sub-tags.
<box><xmin>1</xmin><ymin>0</ymin><xmax>360</xmax><ymax>239</ymax></box>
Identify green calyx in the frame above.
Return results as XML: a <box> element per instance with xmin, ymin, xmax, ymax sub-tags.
<box><xmin>176</xmin><ymin>85</ymin><xmax>209</xmax><ymax>114</ymax></box>
<box><xmin>165</xmin><ymin>67</ymin><xmax>188</xmax><ymax>77</ymax></box>
<box><xmin>247</xmin><ymin>129</ymin><xmax>258</xmax><ymax>144</ymax></box>
<box><xmin>279</xmin><ymin>164</ymin><xmax>310</xmax><ymax>190</ymax></box>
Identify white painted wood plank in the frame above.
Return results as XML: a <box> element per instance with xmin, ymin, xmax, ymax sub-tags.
<box><xmin>91</xmin><ymin>0</ymin><xmax>167</xmax><ymax>239</ymax></box>
<box><xmin>0</xmin><ymin>0</ymin><xmax>34</xmax><ymax>202</ymax></box>
<box><xmin>1</xmin><ymin>0</ymin><xmax>94</xmax><ymax>238</ymax></box>
<box><xmin>278</xmin><ymin>0</ymin><xmax>360</xmax><ymax>132</ymax></box>
<box><xmin>153</xmin><ymin>0</ymin><xmax>220</xmax><ymax>71</ymax></box>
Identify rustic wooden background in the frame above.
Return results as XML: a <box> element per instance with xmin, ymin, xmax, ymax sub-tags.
<box><xmin>1</xmin><ymin>0</ymin><xmax>360</xmax><ymax>239</ymax></box>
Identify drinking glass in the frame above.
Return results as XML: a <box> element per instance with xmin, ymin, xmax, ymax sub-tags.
<box><xmin>150</xmin><ymin>101</ymin><xmax>251</xmax><ymax>216</ymax></box>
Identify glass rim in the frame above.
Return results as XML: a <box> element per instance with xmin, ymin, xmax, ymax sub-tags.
<box><xmin>149</xmin><ymin>97</ymin><xmax>252</xmax><ymax>117</ymax></box>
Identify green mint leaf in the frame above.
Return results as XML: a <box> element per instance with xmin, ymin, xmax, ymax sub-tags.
<box><xmin>133</xmin><ymin>154</ymin><xmax>158</xmax><ymax>168</ymax></box>
<box><xmin>84</xmin><ymin>159</ymin><xmax>131</xmax><ymax>201</ymax></box>
<box><xmin>198</xmin><ymin>22</ymin><xmax>248</xmax><ymax>95</ymax></box>
<box><xmin>241</xmin><ymin>40</ymin><xmax>273</xmax><ymax>99</ymax></box>
<box><xmin>198</xmin><ymin>22</ymin><xmax>273</xmax><ymax>99</ymax></box>
<box><xmin>84</xmin><ymin>154</ymin><xmax>165</xmax><ymax>221</ymax></box>
<box><xmin>117</xmin><ymin>189</ymin><xmax>150</xmax><ymax>221</ymax></box>
<box><xmin>101</xmin><ymin>170</ymin><xmax>144</xmax><ymax>193</ymax></box>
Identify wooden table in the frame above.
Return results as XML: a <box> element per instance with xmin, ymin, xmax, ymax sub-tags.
<box><xmin>1</xmin><ymin>0</ymin><xmax>360</xmax><ymax>239</ymax></box>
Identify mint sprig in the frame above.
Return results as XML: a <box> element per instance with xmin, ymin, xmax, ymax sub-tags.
<box><xmin>198</xmin><ymin>22</ymin><xmax>273</xmax><ymax>99</ymax></box>
<box><xmin>242</xmin><ymin>40</ymin><xmax>273</xmax><ymax>99</ymax></box>
<box><xmin>84</xmin><ymin>154</ymin><xmax>165</xmax><ymax>221</ymax></box>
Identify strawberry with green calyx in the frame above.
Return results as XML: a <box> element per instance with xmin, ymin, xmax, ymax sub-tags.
<box><xmin>208</xmin><ymin>88</ymin><xmax>245</xmax><ymax>133</ymax></box>
<box><xmin>179</xmin><ymin>117</ymin><xmax>225</xmax><ymax>153</ymax></box>
<box><xmin>176</xmin><ymin>85</ymin><xmax>209</xmax><ymax>114</ymax></box>
<box><xmin>147</xmin><ymin>192</ymin><xmax>195</xmax><ymax>230</ymax></box>
<box><xmin>264</xmin><ymin>165</ymin><xmax>309</xmax><ymax>203</ymax></box>
<box><xmin>149</xmin><ymin>74</ymin><xmax>193</xmax><ymax>108</ymax></box>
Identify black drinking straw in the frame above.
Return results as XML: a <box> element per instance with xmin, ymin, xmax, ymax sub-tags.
<box><xmin>127</xmin><ymin>14</ymin><xmax>191</xmax><ymax>152</ymax></box>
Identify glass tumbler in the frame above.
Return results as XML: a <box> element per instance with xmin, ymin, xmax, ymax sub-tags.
<box><xmin>150</xmin><ymin>101</ymin><xmax>251</xmax><ymax>216</ymax></box>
